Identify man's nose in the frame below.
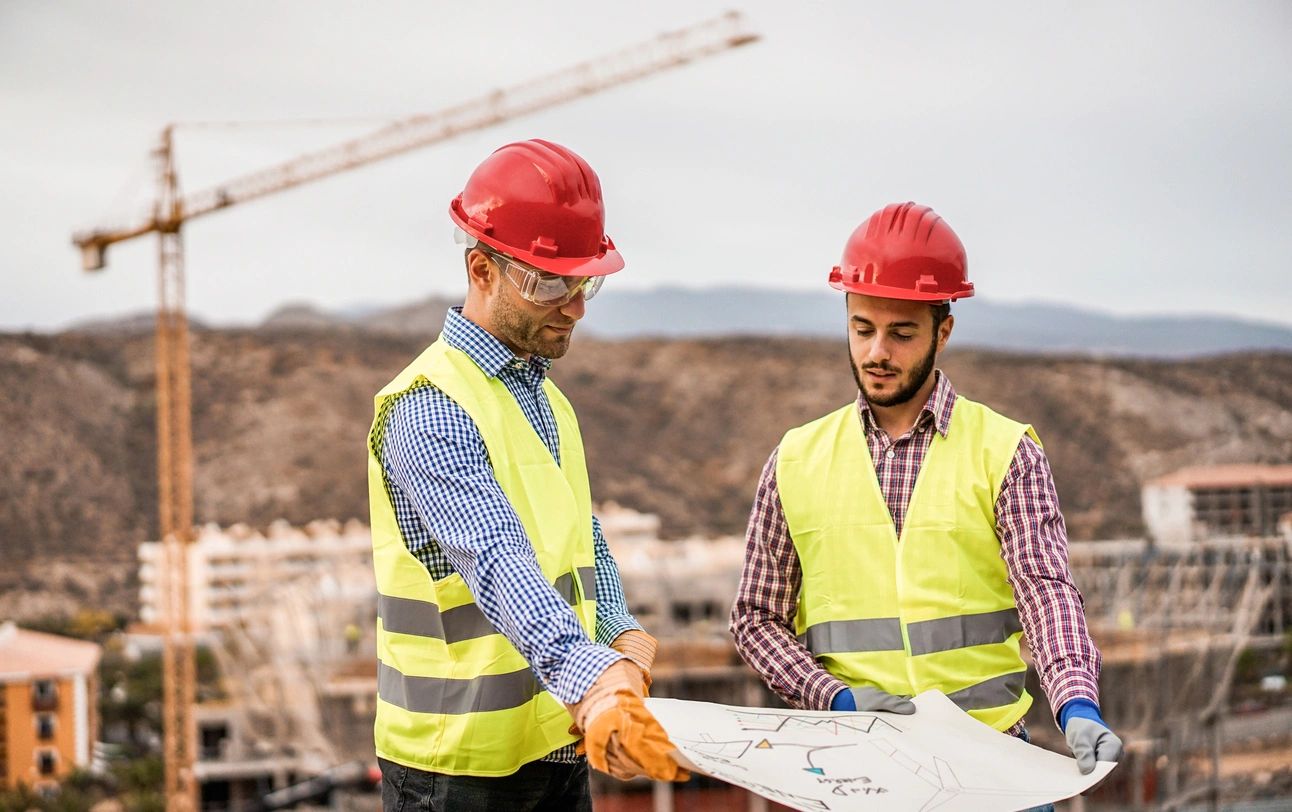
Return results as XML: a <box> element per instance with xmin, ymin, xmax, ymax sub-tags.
<box><xmin>867</xmin><ymin>335</ymin><xmax>892</xmax><ymax>364</ymax></box>
<box><xmin>560</xmin><ymin>288</ymin><xmax>586</xmax><ymax>321</ymax></box>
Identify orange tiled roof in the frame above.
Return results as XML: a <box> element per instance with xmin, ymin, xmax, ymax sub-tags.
<box><xmin>1147</xmin><ymin>464</ymin><xmax>1292</xmax><ymax>490</ymax></box>
<box><xmin>0</xmin><ymin>622</ymin><xmax>102</xmax><ymax>681</ymax></box>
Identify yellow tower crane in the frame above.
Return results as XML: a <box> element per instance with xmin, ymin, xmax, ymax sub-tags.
<box><xmin>70</xmin><ymin>12</ymin><xmax>758</xmax><ymax>810</ymax></box>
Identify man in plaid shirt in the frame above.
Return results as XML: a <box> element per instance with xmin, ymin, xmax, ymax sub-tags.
<box><xmin>729</xmin><ymin>202</ymin><xmax>1122</xmax><ymax>795</ymax></box>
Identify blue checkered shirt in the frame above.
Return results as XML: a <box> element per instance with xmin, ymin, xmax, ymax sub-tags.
<box><xmin>377</xmin><ymin>307</ymin><xmax>640</xmax><ymax>763</ymax></box>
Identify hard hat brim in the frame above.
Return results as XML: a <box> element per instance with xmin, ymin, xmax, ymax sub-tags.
<box><xmin>450</xmin><ymin>199</ymin><xmax>624</xmax><ymax>278</ymax></box>
<box><xmin>828</xmin><ymin>276</ymin><xmax>974</xmax><ymax>302</ymax></box>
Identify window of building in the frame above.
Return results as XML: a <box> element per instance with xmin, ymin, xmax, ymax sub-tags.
<box><xmin>32</xmin><ymin>679</ymin><xmax>58</xmax><ymax>710</ymax></box>
<box><xmin>37</xmin><ymin>714</ymin><xmax>56</xmax><ymax>740</ymax></box>
<box><xmin>199</xmin><ymin>721</ymin><xmax>229</xmax><ymax>761</ymax></box>
<box><xmin>37</xmin><ymin>750</ymin><xmax>57</xmax><ymax>776</ymax></box>
<box><xmin>670</xmin><ymin>603</ymin><xmax>693</xmax><ymax>624</ymax></box>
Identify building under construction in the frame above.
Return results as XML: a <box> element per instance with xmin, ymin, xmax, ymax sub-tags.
<box><xmin>1143</xmin><ymin>464</ymin><xmax>1292</xmax><ymax>545</ymax></box>
<box><xmin>126</xmin><ymin>469</ymin><xmax>1292</xmax><ymax>810</ymax></box>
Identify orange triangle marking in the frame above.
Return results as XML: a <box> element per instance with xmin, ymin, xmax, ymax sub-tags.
<box><xmin>755</xmin><ymin>739</ymin><xmax>772</xmax><ymax>749</ymax></box>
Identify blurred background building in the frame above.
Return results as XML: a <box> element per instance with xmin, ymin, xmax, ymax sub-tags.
<box><xmin>0</xmin><ymin>623</ymin><xmax>102</xmax><ymax>794</ymax></box>
<box><xmin>1142</xmin><ymin>464</ymin><xmax>1292</xmax><ymax>545</ymax></box>
<box><xmin>118</xmin><ymin>477</ymin><xmax>1292</xmax><ymax>809</ymax></box>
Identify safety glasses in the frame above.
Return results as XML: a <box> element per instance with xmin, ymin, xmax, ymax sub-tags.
<box><xmin>493</xmin><ymin>253</ymin><xmax>604</xmax><ymax>307</ymax></box>
<box><xmin>455</xmin><ymin>228</ymin><xmax>604</xmax><ymax>307</ymax></box>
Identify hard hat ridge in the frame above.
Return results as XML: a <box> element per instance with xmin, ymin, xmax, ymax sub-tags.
<box><xmin>830</xmin><ymin>201</ymin><xmax>974</xmax><ymax>302</ymax></box>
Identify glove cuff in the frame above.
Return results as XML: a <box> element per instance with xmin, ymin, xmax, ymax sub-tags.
<box><xmin>611</xmin><ymin>630</ymin><xmax>658</xmax><ymax>672</ymax></box>
<box><xmin>830</xmin><ymin>687</ymin><xmax>857</xmax><ymax>712</ymax></box>
<box><xmin>1059</xmin><ymin>698</ymin><xmax>1105</xmax><ymax>731</ymax></box>
<box><xmin>568</xmin><ymin>659</ymin><xmax>639</xmax><ymax>732</ymax></box>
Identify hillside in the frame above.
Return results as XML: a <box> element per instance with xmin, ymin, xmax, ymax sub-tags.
<box><xmin>2</xmin><ymin>327</ymin><xmax>1291</xmax><ymax>617</ymax></box>
<box><xmin>247</xmin><ymin>289</ymin><xmax>1292</xmax><ymax>357</ymax></box>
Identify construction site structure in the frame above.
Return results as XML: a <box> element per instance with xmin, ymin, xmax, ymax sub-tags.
<box><xmin>1143</xmin><ymin>464</ymin><xmax>1292</xmax><ymax>545</ymax></box>
<box><xmin>133</xmin><ymin>504</ymin><xmax>1292</xmax><ymax>810</ymax></box>
<box><xmin>1066</xmin><ymin>537</ymin><xmax>1292</xmax><ymax>809</ymax></box>
<box><xmin>70</xmin><ymin>14</ymin><xmax>758</xmax><ymax>809</ymax></box>
<box><xmin>137</xmin><ymin>519</ymin><xmax>371</xmax><ymax>635</ymax></box>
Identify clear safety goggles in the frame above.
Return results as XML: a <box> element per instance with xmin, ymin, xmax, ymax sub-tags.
<box><xmin>455</xmin><ymin>227</ymin><xmax>604</xmax><ymax>307</ymax></box>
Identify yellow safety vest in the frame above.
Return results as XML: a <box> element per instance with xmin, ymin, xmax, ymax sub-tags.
<box><xmin>777</xmin><ymin>396</ymin><xmax>1039</xmax><ymax>731</ymax></box>
<box><xmin>368</xmin><ymin>339</ymin><xmax>597</xmax><ymax>776</ymax></box>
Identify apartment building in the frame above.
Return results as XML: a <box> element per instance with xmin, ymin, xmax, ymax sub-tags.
<box><xmin>0</xmin><ymin>623</ymin><xmax>101</xmax><ymax>792</ymax></box>
<box><xmin>138</xmin><ymin>518</ymin><xmax>371</xmax><ymax>633</ymax></box>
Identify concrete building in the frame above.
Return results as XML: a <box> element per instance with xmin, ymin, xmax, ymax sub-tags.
<box><xmin>0</xmin><ymin>623</ymin><xmax>101</xmax><ymax>792</ymax></box>
<box><xmin>1142</xmin><ymin>464</ymin><xmax>1292</xmax><ymax>544</ymax></box>
<box><xmin>138</xmin><ymin>518</ymin><xmax>371</xmax><ymax>633</ymax></box>
<box><xmin>133</xmin><ymin>519</ymin><xmax>377</xmax><ymax>808</ymax></box>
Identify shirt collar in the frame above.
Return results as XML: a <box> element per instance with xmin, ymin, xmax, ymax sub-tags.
<box><xmin>441</xmin><ymin>306</ymin><xmax>552</xmax><ymax>379</ymax></box>
<box><xmin>857</xmin><ymin>370</ymin><xmax>957</xmax><ymax>438</ymax></box>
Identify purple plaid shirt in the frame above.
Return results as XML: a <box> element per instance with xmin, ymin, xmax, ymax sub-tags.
<box><xmin>729</xmin><ymin>371</ymin><xmax>1101</xmax><ymax>732</ymax></box>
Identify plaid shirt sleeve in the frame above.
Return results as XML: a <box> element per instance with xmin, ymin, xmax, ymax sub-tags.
<box><xmin>591</xmin><ymin>514</ymin><xmax>644</xmax><ymax>645</ymax></box>
<box><xmin>730</xmin><ymin>448</ymin><xmax>850</xmax><ymax>710</ymax></box>
<box><xmin>996</xmin><ymin>434</ymin><xmax>1102</xmax><ymax>722</ymax></box>
<box><xmin>381</xmin><ymin>388</ymin><xmax>621</xmax><ymax>705</ymax></box>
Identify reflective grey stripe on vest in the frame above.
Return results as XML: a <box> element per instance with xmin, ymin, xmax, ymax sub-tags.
<box><xmin>379</xmin><ymin>566</ymin><xmax>597</xmax><ymax>643</ymax></box>
<box><xmin>945</xmin><ymin>670</ymin><xmax>1026</xmax><ymax>711</ymax></box>
<box><xmin>906</xmin><ymin>609</ymin><xmax>1023</xmax><ymax>657</ymax></box>
<box><xmin>377</xmin><ymin>660</ymin><xmax>541</xmax><ymax>715</ymax></box>
<box><xmin>554</xmin><ymin>567</ymin><xmax>598</xmax><ymax>605</ymax></box>
<box><xmin>800</xmin><ymin>618</ymin><xmax>904</xmax><ymax>654</ymax></box>
<box><xmin>576</xmin><ymin>565</ymin><xmax>597</xmax><ymax>602</ymax></box>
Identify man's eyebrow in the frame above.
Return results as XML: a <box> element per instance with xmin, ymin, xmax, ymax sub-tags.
<box><xmin>849</xmin><ymin>315</ymin><xmax>921</xmax><ymax>329</ymax></box>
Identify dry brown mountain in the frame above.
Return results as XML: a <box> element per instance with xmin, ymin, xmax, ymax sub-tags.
<box><xmin>2</xmin><ymin>327</ymin><xmax>1291</xmax><ymax>618</ymax></box>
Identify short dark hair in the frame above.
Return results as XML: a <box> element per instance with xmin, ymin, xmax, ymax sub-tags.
<box><xmin>931</xmin><ymin>302</ymin><xmax>951</xmax><ymax>330</ymax></box>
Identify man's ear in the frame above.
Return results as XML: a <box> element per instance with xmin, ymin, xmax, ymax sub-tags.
<box><xmin>937</xmin><ymin>313</ymin><xmax>954</xmax><ymax>353</ymax></box>
<box><xmin>466</xmin><ymin>248</ymin><xmax>497</xmax><ymax>294</ymax></box>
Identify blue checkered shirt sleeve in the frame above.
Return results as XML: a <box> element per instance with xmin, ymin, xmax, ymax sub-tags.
<box><xmin>380</xmin><ymin>386</ymin><xmax>622</xmax><ymax>705</ymax></box>
<box><xmin>591</xmin><ymin>514</ymin><xmax>641</xmax><ymax>644</ymax></box>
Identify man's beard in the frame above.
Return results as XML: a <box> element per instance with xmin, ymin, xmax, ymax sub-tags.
<box><xmin>850</xmin><ymin>334</ymin><xmax>938</xmax><ymax>408</ymax></box>
<box><xmin>493</xmin><ymin>293</ymin><xmax>575</xmax><ymax>359</ymax></box>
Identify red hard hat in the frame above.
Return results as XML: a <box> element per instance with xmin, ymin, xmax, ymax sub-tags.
<box><xmin>450</xmin><ymin>139</ymin><xmax>624</xmax><ymax>278</ymax></box>
<box><xmin>829</xmin><ymin>202</ymin><xmax>974</xmax><ymax>302</ymax></box>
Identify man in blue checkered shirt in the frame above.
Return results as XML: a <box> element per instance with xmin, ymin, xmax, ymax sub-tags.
<box><xmin>370</xmin><ymin>140</ymin><xmax>687</xmax><ymax>811</ymax></box>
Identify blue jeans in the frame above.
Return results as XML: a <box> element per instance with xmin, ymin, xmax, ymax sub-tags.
<box><xmin>1016</xmin><ymin>727</ymin><xmax>1058</xmax><ymax>812</ymax></box>
<box><xmin>379</xmin><ymin>756</ymin><xmax>593</xmax><ymax>812</ymax></box>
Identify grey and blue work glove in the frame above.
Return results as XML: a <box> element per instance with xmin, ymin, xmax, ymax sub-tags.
<box><xmin>830</xmin><ymin>686</ymin><xmax>916</xmax><ymax>714</ymax></box>
<box><xmin>1059</xmin><ymin>699</ymin><xmax>1123</xmax><ymax>774</ymax></box>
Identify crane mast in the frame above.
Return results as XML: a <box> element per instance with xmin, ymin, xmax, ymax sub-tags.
<box><xmin>70</xmin><ymin>13</ymin><xmax>758</xmax><ymax>811</ymax></box>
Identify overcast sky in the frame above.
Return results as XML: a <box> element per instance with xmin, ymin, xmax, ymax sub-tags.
<box><xmin>3</xmin><ymin>1</ymin><xmax>1290</xmax><ymax>331</ymax></box>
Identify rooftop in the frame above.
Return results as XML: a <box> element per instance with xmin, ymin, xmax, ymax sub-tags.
<box><xmin>1146</xmin><ymin>464</ymin><xmax>1292</xmax><ymax>490</ymax></box>
<box><xmin>0</xmin><ymin>621</ymin><xmax>102</xmax><ymax>681</ymax></box>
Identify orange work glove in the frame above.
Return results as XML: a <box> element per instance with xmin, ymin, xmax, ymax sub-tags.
<box><xmin>610</xmin><ymin>629</ymin><xmax>658</xmax><ymax>696</ymax></box>
<box><xmin>585</xmin><ymin>692</ymin><xmax>689</xmax><ymax>782</ymax></box>
<box><xmin>569</xmin><ymin>658</ymin><xmax>639</xmax><ymax>759</ymax></box>
<box><xmin>567</xmin><ymin>659</ymin><xmax>688</xmax><ymax>782</ymax></box>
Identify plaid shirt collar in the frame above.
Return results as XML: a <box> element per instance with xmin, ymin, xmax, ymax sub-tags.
<box><xmin>857</xmin><ymin>369</ymin><xmax>957</xmax><ymax>438</ymax></box>
<box><xmin>442</xmin><ymin>306</ymin><xmax>552</xmax><ymax>380</ymax></box>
